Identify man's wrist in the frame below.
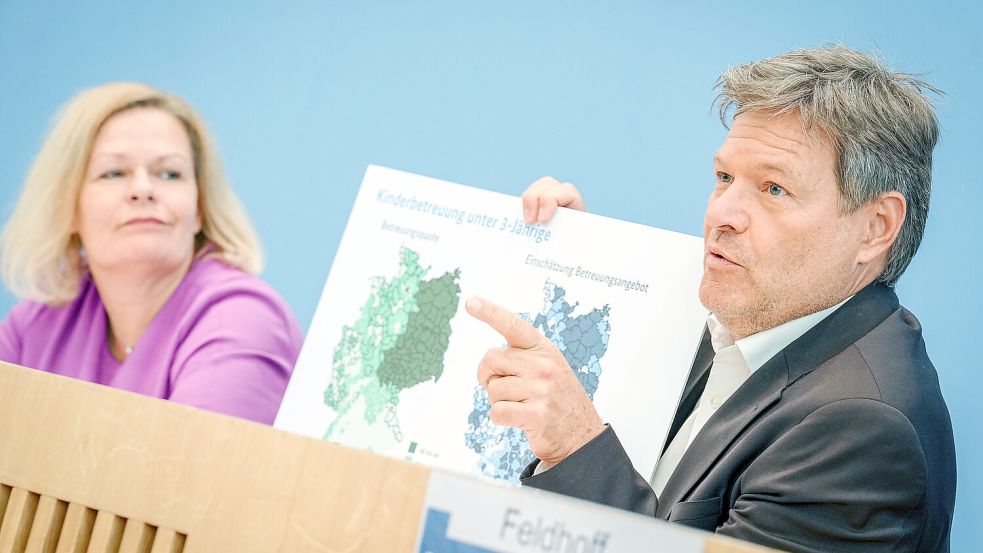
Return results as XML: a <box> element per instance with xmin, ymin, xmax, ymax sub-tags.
<box><xmin>541</xmin><ymin>422</ymin><xmax>608</xmax><ymax>467</ymax></box>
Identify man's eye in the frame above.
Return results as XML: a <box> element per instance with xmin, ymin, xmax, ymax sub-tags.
<box><xmin>767</xmin><ymin>183</ymin><xmax>786</xmax><ymax>196</ymax></box>
<box><xmin>717</xmin><ymin>172</ymin><xmax>733</xmax><ymax>184</ymax></box>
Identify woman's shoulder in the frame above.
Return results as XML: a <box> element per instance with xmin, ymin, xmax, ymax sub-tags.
<box><xmin>182</xmin><ymin>257</ymin><xmax>286</xmax><ymax>303</ymax></box>
<box><xmin>3</xmin><ymin>277</ymin><xmax>99</xmax><ymax>330</ymax></box>
<box><xmin>0</xmin><ymin>278</ymin><xmax>102</xmax><ymax>363</ymax></box>
<box><xmin>173</xmin><ymin>256</ymin><xmax>301</xmax><ymax>335</ymax></box>
<box><xmin>4</xmin><ymin>298</ymin><xmax>51</xmax><ymax>325</ymax></box>
<box><xmin>0</xmin><ymin>300</ymin><xmax>49</xmax><ymax>349</ymax></box>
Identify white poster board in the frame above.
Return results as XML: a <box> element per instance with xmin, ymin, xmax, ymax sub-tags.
<box><xmin>275</xmin><ymin>165</ymin><xmax>707</xmax><ymax>484</ymax></box>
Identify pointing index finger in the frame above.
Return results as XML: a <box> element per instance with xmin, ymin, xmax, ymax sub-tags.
<box><xmin>466</xmin><ymin>297</ymin><xmax>541</xmax><ymax>350</ymax></box>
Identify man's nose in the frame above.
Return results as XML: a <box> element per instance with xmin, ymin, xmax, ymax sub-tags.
<box><xmin>704</xmin><ymin>182</ymin><xmax>751</xmax><ymax>234</ymax></box>
<box><xmin>128</xmin><ymin>168</ymin><xmax>155</xmax><ymax>201</ymax></box>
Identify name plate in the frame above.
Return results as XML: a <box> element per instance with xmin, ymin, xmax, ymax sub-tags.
<box><xmin>417</xmin><ymin>470</ymin><xmax>704</xmax><ymax>553</ymax></box>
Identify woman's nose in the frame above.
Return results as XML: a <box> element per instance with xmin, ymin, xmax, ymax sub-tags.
<box><xmin>128</xmin><ymin>168</ymin><xmax>155</xmax><ymax>201</ymax></box>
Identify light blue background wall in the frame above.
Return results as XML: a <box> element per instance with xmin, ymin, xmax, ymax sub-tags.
<box><xmin>1</xmin><ymin>1</ymin><xmax>979</xmax><ymax>548</ymax></box>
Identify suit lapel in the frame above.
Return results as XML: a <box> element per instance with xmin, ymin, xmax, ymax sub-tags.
<box><xmin>655</xmin><ymin>351</ymin><xmax>787</xmax><ymax>516</ymax></box>
<box><xmin>661</xmin><ymin>327</ymin><xmax>714</xmax><ymax>456</ymax></box>
<box><xmin>654</xmin><ymin>283</ymin><xmax>900</xmax><ymax>518</ymax></box>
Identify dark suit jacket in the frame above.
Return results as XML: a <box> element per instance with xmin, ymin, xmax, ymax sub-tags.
<box><xmin>521</xmin><ymin>283</ymin><xmax>956</xmax><ymax>552</ymax></box>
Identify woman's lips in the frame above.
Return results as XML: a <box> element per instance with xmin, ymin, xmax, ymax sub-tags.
<box><xmin>122</xmin><ymin>217</ymin><xmax>165</xmax><ymax>227</ymax></box>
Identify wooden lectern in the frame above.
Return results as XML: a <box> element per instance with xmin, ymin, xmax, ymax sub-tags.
<box><xmin>0</xmin><ymin>361</ymin><xmax>777</xmax><ymax>552</ymax></box>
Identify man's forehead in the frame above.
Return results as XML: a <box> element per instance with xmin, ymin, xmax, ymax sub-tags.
<box><xmin>728</xmin><ymin>110</ymin><xmax>820</xmax><ymax>148</ymax></box>
<box><xmin>717</xmin><ymin>112</ymin><xmax>833</xmax><ymax>166</ymax></box>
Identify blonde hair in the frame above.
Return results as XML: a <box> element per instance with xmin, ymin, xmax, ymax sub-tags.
<box><xmin>1</xmin><ymin>82</ymin><xmax>263</xmax><ymax>305</ymax></box>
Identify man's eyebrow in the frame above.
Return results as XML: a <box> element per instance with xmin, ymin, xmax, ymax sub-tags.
<box><xmin>713</xmin><ymin>154</ymin><xmax>795</xmax><ymax>179</ymax></box>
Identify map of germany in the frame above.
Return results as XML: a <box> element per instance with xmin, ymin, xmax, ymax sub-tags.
<box><xmin>464</xmin><ymin>281</ymin><xmax>612</xmax><ymax>483</ymax></box>
<box><xmin>323</xmin><ymin>246</ymin><xmax>461</xmax><ymax>450</ymax></box>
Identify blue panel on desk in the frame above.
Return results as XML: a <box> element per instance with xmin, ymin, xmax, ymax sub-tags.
<box><xmin>419</xmin><ymin>509</ymin><xmax>499</xmax><ymax>553</ymax></box>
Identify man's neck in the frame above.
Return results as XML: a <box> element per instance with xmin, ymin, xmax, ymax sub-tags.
<box><xmin>716</xmin><ymin>295</ymin><xmax>853</xmax><ymax>375</ymax></box>
<box><xmin>724</xmin><ymin>274</ymin><xmax>878</xmax><ymax>340</ymax></box>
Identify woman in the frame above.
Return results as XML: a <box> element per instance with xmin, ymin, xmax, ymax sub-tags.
<box><xmin>0</xmin><ymin>82</ymin><xmax>303</xmax><ymax>424</ymax></box>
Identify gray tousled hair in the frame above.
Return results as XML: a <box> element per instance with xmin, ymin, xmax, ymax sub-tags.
<box><xmin>715</xmin><ymin>44</ymin><xmax>941</xmax><ymax>287</ymax></box>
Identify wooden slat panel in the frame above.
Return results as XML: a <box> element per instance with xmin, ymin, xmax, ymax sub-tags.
<box><xmin>85</xmin><ymin>511</ymin><xmax>123</xmax><ymax>553</ymax></box>
<box><xmin>55</xmin><ymin>503</ymin><xmax>96</xmax><ymax>553</ymax></box>
<box><xmin>148</xmin><ymin>529</ymin><xmax>184</xmax><ymax>553</ymax></box>
<box><xmin>24</xmin><ymin>495</ymin><xmax>67</xmax><ymax>553</ymax></box>
<box><xmin>0</xmin><ymin>362</ymin><xmax>308</xmax><ymax>551</ymax></box>
<box><xmin>0</xmin><ymin>362</ymin><xmax>432</xmax><ymax>552</ymax></box>
<box><xmin>0</xmin><ymin>484</ymin><xmax>11</xmax><ymax>527</ymax></box>
<box><xmin>0</xmin><ymin>487</ymin><xmax>40</xmax><ymax>553</ymax></box>
<box><xmin>118</xmin><ymin>520</ymin><xmax>155</xmax><ymax>553</ymax></box>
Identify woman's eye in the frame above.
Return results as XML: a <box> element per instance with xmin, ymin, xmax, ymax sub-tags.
<box><xmin>159</xmin><ymin>170</ymin><xmax>181</xmax><ymax>180</ymax></box>
<box><xmin>100</xmin><ymin>169</ymin><xmax>124</xmax><ymax>179</ymax></box>
<box><xmin>767</xmin><ymin>183</ymin><xmax>786</xmax><ymax>196</ymax></box>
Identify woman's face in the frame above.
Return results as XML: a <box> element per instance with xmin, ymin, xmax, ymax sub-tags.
<box><xmin>76</xmin><ymin>107</ymin><xmax>201</xmax><ymax>276</ymax></box>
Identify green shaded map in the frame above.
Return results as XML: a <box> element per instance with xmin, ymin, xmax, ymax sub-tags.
<box><xmin>323</xmin><ymin>247</ymin><xmax>461</xmax><ymax>450</ymax></box>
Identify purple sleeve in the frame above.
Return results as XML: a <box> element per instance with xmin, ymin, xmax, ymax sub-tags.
<box><xmin>168</xmin><ymin>289</ymin><xmax>302</xmax><ymax>424</ymax></box>
<box><xmin>0</xmin><ymin>302</ymin><xmax>27</xmax><ymax>364</ymax></box>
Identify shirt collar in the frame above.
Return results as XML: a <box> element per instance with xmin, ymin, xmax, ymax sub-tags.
<box><xmin>708</xmin><ymin>295</ymin><xmax>853</xmax><ymax>375</ymax></box>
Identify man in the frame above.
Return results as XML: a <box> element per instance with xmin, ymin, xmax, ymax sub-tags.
<box><xmin>466</xmin><ymin>45</ymin><xmax>956</xmax><ymax>552</ymax></box>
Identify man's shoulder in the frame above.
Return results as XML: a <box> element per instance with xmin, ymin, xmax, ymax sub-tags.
<box><xmin>783</xmin><ymin>300</ymin><xmax>952</xmax><ymax>474</ymax></box>
<box><xmin>782</xmin><ymin>300</ymin><xmax>956</xmax><ymax>540</ymax></box>
<box><xmin>853</xmin><ymin>303</ymin><xmax>941</xmax><ymax>405</ymax></box>
<box><xmin>792</xmin><ymin>303</ymin><xmax>938</xmax><ymax>400</ymax></box>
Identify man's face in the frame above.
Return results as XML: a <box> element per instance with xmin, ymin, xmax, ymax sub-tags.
<box><xmin>699</xmin><ymin>110</ymin><xmax>871</xmax><ymax>339</ymax></box>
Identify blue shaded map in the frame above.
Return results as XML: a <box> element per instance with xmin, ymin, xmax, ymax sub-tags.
<box><xmin>464</xmin><ymin>281</ymin><xmax>612</xmax><ymax>483</ymax></box>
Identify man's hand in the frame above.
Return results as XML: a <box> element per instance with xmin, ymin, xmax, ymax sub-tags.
<box><xmin>466</xmin><ymin>296</ymin><xmax>605</xmax><ymax>467</ymax></box>
<box><xmin>521</xmin><ymin>177</ymin><xmax>586</xmax><ymax>224</ymax></box>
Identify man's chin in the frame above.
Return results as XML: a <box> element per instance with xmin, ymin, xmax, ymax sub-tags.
<box><xmin>699</xmin><ymin>282</ymin><xmax>751</xmax><ymax>318</ymax></box>
<box><xmin>699</xmin><ymin>279</ymin><xmax>730</xmax><ymax>309</ymax></box>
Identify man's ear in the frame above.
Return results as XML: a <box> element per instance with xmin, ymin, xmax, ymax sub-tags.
<box><xmin>857</xmin><ymin>191</ymin><xmax>906</xmax><ymax>265</ymax></box>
